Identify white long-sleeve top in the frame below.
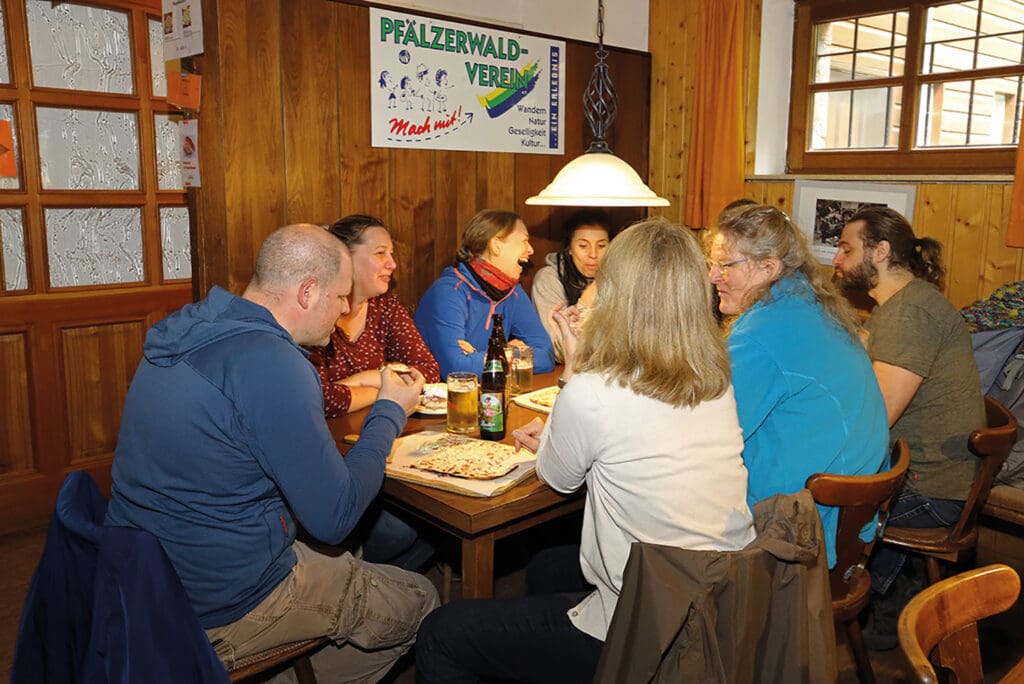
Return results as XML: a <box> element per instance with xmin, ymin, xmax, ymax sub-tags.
<box><xmin>536</xmin><ymin>372</ymin><xmax>757</xmax><ymax>641</ymax></box>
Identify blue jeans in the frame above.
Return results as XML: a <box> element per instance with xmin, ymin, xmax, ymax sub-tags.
<box><xmin>869</xmin><ymin>490</ymin><xmax>964</xmax><ymax>595</ymax></box>
<box><xmin>415</xmin><ymin>545</ymin><xmax>602</xmax><ymax>684</ymax></box>
<box><xmin>359</xmin><ymin>506</ymin><xmax>435</xmax><ymax>572</ymax></box>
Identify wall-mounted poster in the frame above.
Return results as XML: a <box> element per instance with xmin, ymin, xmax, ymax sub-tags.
<box><xmin>370</xmin><ymin>8</ymin><xmax>564</xmax><ymax>155</ymax></box>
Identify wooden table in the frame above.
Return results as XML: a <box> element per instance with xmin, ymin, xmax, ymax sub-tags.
<box><xmin>327</xmin><ymin>370</ymin><xmax>584</xmax><ymax>599</ymax></box>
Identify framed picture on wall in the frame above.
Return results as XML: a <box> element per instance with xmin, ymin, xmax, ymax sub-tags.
<box><xmin>793</xmin><ymin>180</ymin><xmax>917</xmax><ymax>263</ymax></box>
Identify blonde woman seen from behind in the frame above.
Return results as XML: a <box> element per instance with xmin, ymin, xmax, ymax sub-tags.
<box><xmin>415</xmin><ymin>219</ymin><xmax>756</xmax><ymax>683</ymax></box>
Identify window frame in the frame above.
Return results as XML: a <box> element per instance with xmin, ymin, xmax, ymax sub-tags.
<box><xmin>0</xmin><ymin>0</ymin><xmax>189</xmax><ymax>296</ymax></box>
<box><xmin>788</xmin><ymin>0</ymin><xmax>1023</xmax><ymax>174</ymax></box>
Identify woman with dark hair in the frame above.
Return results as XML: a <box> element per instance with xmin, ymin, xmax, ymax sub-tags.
<box><xmin>414</xmin><ymin>209</ymin><xmax>555</xmax><ymax>377</ymax></box>
<box><xmin>303</xmin><ymin>214</ymin><xmax>439</xmax><ymax>573</ymax></box>
<box><xmin>531</xmin><ymin>209</ymin><xmax>612</xmax><ymax>362</ymax></box>
<box><xmin>306</xmin><ymin>214</ymin><xmax>440</xmax><ymax>418</ymax></box>
<box><xmin>708</xmin><ymin>203</ymin><xmax>889</xmax><ymax>568</ymax></box>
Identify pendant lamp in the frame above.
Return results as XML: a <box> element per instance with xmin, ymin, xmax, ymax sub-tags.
<box><xmin>526</xmin><ymin>0</ymin><xmax>668</xmax><ymax>207</ymax></box>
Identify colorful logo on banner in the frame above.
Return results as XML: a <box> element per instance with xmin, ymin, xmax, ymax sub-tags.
<box><xmin>369</xmin><ymin>9</ymin><xmax>564</xmax><ymax>155</ymax></box>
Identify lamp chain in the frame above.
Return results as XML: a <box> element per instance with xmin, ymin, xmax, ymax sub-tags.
<box><xmin>583</xmin><ymin>0</ymin><xmax>617</xmax><ymax>153</ymax></box>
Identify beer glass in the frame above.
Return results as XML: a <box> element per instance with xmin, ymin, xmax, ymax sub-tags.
<box><xmin>509</xmin><ymin>345</ymin><xmax>534</xmax><ymax>396</ymax></box>
<box><xmin>446</xmin><ymin>372</ymin><xmax>479</xmax><ymax>434</ymax></box>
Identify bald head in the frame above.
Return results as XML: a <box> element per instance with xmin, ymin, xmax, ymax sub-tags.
<box><xmin>244</xmin><ymin>223</ymin><xmax>353</xmax><ymax>345</ymax></box>
<box><xmin>251</xmin><ymin>223</ymin><xmax>346</xmax><ymax>296</ymax></box>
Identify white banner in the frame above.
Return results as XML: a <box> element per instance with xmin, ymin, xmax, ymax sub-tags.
<box><xmin>370</xmin><ymin>8</ymin><xmax>565</xmax><ymax>155</ymax></box>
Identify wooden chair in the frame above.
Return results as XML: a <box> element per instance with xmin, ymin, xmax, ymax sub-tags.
<box><xmin>898</xmin><ymin>563</ymin><xmax>1022</xmax><ymax>684</ymax></box>
<box><xmin>226</xmin><ymin>638</ymin><xmax>329</xmax><ymax>683</ymax></box>
<box><xmin>806</xmin><ymin>439</ymin><xmax>911</xmax><ymax>684</ymax></box>
<box><xmin>882</xmin><ymin>396</ymin><xmax>1018</xmax><ymax>585</ymax></box>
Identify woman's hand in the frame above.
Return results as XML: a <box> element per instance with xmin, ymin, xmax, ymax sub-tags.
<box><xmin>552</xmin><ymin>304</ymin><xmax>581</xmax><ymax>380</ymax></box>
<box><xmin>338</xmin><ymin>369</ymin><xmax>383</xmax><ymax>389</ymax></box>
<box><xmin>457</xmin><ymin>339</ymin><xmax>476</xmax><ymax>355</ymax></box>
<box><xmin>512</xmin><ymin>417</ymin><xmax>545</xmax><ymax>453</ymax></box>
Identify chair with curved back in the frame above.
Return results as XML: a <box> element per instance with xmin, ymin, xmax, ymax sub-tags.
<box><xmin>806</xmin><ymin>439</ymin><xmax>911</xmax><ymax>684</ymax></box>
<box><xmin>898</xmin><ymin>563</ymin><xmax>1022</xmax><ymax>684</ymax></box>
<box><xmin>882</xmin><ymin>396</ymin><xmax>1018</xmax><ymax>586</ymax></box>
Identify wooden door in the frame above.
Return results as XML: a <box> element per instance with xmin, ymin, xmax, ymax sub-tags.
<box><xmin>0</xmin><ymin>0</ymin><xmax>191</xmax><ymax>534</ymax></box>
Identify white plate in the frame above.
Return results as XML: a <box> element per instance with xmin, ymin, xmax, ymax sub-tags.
<box><xmin>416</xmin><ymin>383</ymin><xmax>447</xmax><ymax>416</ymax></box>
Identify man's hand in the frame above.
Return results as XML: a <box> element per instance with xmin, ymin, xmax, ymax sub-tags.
<box><xmin>457</xmin><ymin>339</ymin><xmax>476</xmax><ymax>355</ymax></box>
<box><xmin>378</xmin><ymin>366</ymin><xmax>425</xmax><ymax>415</ymax></box>
<box><xmin>512</xmin><ymin>416</ymin><xmax>545</xmax><ymax>453</ymax></box>
<box><xmin>338</xmin><ymin>369</ymin><xmax>383</xmax><ymax>389</ymax></box>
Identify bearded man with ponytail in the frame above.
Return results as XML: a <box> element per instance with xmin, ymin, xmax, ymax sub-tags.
<box><xmin>833</xmin><ymin>206</ymin><xmax>985</xmax><ymax>650</ymax></box>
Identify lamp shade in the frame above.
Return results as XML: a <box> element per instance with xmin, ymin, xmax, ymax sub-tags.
<box><xmin>525</xmin><ymin>150</ymin><xmax>669</xmax><ymax>207</ymax></box>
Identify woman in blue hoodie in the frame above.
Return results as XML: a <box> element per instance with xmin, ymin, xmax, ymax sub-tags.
<box><xmin>414</xmin><ymin>209</ymin><xmax>556</xmax><ymax>377</ymax></box>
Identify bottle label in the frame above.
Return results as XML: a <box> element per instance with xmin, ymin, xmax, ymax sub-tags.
<box><xmin>484</xmin><ymin>359</ymin><xmax>504</xmax><ymax>373</ymax></box>
<box><xmin>479</xmin><ymin>392</ymin><xmax>504</xmax><ymax>431</ymax></box>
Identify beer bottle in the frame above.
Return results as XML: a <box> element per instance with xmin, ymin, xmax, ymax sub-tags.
<box><xmin>479</xmin><ymin>315</ymin><xmax>508</xmax><ymax>441</ymax></box>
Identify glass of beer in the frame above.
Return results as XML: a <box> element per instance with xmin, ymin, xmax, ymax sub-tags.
<box><xmin>509</xmin><ymin>345</ymin><xmax>534</xmax><ymax>396</ymax></box>
<box><xmin>446</xmin><ymin>372</ymin><xmax>479</xmax><ymax>434</ymax></box>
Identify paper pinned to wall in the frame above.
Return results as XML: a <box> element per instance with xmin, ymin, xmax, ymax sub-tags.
<box><xmin>179</xmin><ymin>118</ymin><xmax>200</xmax><ymax>187</ymax></box>
<box><xmin>161</xmin><ymin>0</ymin><xmax>204</xmax><ymax>59</ymax></box>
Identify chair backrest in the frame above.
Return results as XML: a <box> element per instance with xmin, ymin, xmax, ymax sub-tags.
<box><xmin>950</xmin><ymin>396</ymin><xmax>1018</xmax><ymax>542</ymax></box>
<box><xmin>806</xmin><ymin>439</ymin><xmax>911</xmax><ymax>593</ymax></box>
<box><xmin>898</xmin><ymin>563</ymin><xmax>1021</xmax><ymax>684</ymax></box>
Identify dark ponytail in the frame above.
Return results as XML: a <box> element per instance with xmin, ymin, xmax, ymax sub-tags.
<box><xmin>913</xmin><ymin>236</ymin><xmax>945</xmax><ymax>287</ymax></box>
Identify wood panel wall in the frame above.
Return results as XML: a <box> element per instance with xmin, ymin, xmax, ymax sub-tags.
<box><xmin>649</xmin><ymin>0</ymin><xmax>1022</xmax><ymax>308</ymax></box>
<box><xmin>193</xmin><ymin>0</ymin><xmax>652</xmax><ymax>310</ymax></box>
<box><xmin>744</xmin><ymin>179</ymin><xmax>1019</xmax><ymax>308</ymax></box>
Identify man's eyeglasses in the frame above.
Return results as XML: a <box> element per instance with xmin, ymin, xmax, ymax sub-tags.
<box><xmin>706</xmin><ymin>257</ymin><xmax>749</xmax><ymax>275</ymax></box>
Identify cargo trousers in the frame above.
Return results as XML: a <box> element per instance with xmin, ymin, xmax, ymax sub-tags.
<box><xmin>206</xmin><ymin>540</ymin><xmax>439</xmax><ymax>683</ymax></box>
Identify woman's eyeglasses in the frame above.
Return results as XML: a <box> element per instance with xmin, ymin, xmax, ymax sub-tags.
<box><xmin>706</xmin><ymin>257</ymin><xmax>749</xmax><ymax>275</ymax></box>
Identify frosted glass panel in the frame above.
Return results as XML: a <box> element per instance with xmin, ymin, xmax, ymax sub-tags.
<box><xmin>37</xmin><ymin>107</ymin><xmax>139</xmax><ymax>190</ymax></box>
<box><xmin>26</xmin><ymin>1</ymin><xmax>133</xmax><ymax>93</ymax></box>
<box><xmin>160</xmin><ymin>206</ymin><xmax>191</xmax><ymax>280</ymax></box>
<box><xmin>154</xmin><ymin>114</ymin><xmax>183</xmax><ymax>189</ymax></box>
<box><xmin>0</xmin><ymin>103</ymin><xmax>20</xmax><ymax>190</ymax></box>
<box><xmin>46</xmin><ymin>207</ymin><xmax>143</xmax><ymax>287</ymax></box>
<box><xmin>149</xmin><ymin>18</ymin><xmax>166</xmax><ymax>97</ymax></box>
<box><xmin>1</xmin><ymin>208</ymin><xmax>25</xmax><ymax>291</ymax></box>
<box><xmin>0</xmin><ymin>2</ymin><xmax>11</xmax><ymax>84</ymax></box>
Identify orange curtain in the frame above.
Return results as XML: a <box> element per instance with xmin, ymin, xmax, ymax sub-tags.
<box><xmin>1008</xmin><ymin>137</ymin><xmax>1024</xmax><ymax>247</ymax></box>
<box><xmin>683</xmin><ymin>0</ymin><xmax>746</xmax><ymax>229</ymax></box>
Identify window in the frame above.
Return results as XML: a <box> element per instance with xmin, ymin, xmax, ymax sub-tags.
<box><xmin>0</xmin><ymin>0</ymin><xmax>189</xmax><ymax>294</ymax></box>
<box><xmin>788</xmin><ymin>0</ymin><xmax>1024</xmax><ymax>174</ymax></box>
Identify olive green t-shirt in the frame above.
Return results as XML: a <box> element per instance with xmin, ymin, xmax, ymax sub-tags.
<box><xmin>866</xmin><ymin>278</ymin><xmax>984</xmax><ymax>500</ymax></box>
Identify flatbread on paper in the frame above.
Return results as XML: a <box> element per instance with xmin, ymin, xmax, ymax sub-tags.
<box><xmin>411</xmin><ymin>440</ymin><xmax>520</xmax><ymax>480</ymax></box>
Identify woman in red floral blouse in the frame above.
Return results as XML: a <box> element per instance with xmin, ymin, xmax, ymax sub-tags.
<box><xmin>307</xmin><ymin>215</ymin><xmax>441</xmax><ymax>418</ymax></box>
<box><xmin>306</xmin><ymin>214</ymin><xmax>440</xmax><ymax>572</ymax></box>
